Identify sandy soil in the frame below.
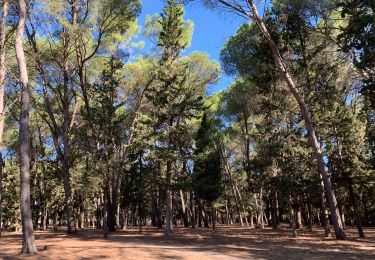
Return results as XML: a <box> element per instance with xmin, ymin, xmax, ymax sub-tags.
<box><xmin>0</xmin><ymin>225</ymin><xmax>374</xmax><ymax>259</ymax></box>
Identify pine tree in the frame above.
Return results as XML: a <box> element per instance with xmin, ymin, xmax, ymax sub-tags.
<box><xmin>147</xmin><ymin>0</ymin><xmax>204</xmax><ymax>236</ymax></box>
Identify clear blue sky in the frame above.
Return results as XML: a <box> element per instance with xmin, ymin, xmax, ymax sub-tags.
<box><xmin>136</xmin><ymin>0</ymin><xmax>245</xmax><ymax>94</ymax></box>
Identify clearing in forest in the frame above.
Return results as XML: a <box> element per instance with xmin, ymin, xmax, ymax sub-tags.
<box><xmin>0</xmin><ymin>226</ymin><xmax>374</xmax><ymax>260</ymax></box>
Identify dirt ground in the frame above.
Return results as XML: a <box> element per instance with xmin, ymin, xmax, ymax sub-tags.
<box><xmin>0</xmin><ymin>225</ymin><xmax>374</xmax><ymax>259</ymax></box>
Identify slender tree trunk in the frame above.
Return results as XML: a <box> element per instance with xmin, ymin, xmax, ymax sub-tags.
<box><xmin>256</xmin><ymin>188</ymin><xmax>264</xmax><ymax>228</ymax></box>
<box><xmin>165</xmin><ymin>161</ymin><xmax>173</xmax><ymax>236</ymax></box>
<box><xmin>320</xmin><ymin>178</ymin><xmax>331</xmax><ymax>237</ymax></box>
<box><xmin>157</xmin><ymin>186</ymin><xmax>163</xmax><ymax>228</ymax></box>
<box><xmin>296</xmin><ymin>208</ymin><xmax>303</xmax><ymax>230</ymax></box>
<box><xmin>179</xmin><ymin>190</ymin><xmax>189</xmax><ymax>227</ymax></box>
<box><xmin>53</xmin><ymin>213</ymin><xmax>58</xmax><ymax>231</ymax></box>
<box><xmin>197</xmin><ymin>194</ymin><xmax>203</xmax><ymax>227</ymax></box>
<box><xmin>59</xmin><ymin>2</ymin><xmax>78</xmax><ymax>235</ymax></box>
<box><xmin>306</xmin><ymin>194</ymin><xmax>313</xmax><ymax>232</ymax></box>
<box><xmin>211</xmin><ymin>206</ymin><xmax>216</xmax><ymax>230</ymax></box>
<box><xmin>219</xmin><ymin>140</ymin><xmax>244</xmax><ymax>225</ymax></box>
<box><xmin>338</xmin><ymin>202</ymin><xmax>345</xmax><ymax>229</ymax></box>
<box><xmin>250</xmin><ymin>211</ymin><xmax>254</xmax><ymax>227</ymax></box>
<box><xmin>105</xmin><ymin>187</ymin><xmax>116</xmax><ymax>232</ymax></box>
<box><xmin>116</xmin><ymin>204</ymin><xmax>120</xmax><ymax>228</ymax></box>
<box><xmin>288</xmin><ymin>194</ymin><xmax>297</xmax><ymax>238</ymax></box>
<box><xmin>103</xmin><ymin>188</ymin><xmax>108</xmax><ymax>239</ymax></box>
<box><xmin>246</xmin><ymin>0</ymin><xmax>346</xmax><ymax>239</ymax></box>
<box><xmin>122</xmin><ymin>208</ymin><xmax>128</xmax><ymax>230</ymax></box>
<box><xmin>62</xmin><ymin>33</ymin><xmax>75</xmax><ymax>234</ymax></box>
<box><xmin>42</xmin><ymin>208</ymin><xmax>48</xmax><ymax>230</ymax></box>
<box><xmin>0</xmin><ymin>0</ymin><xmax>8</xmax><ymax>238</ymax></box>
<box><xmin>272</xmin><ymin>189</ymin><xmax>278</xmax><ymax>229</ymax></box>
<box><xmin>190</xmin><ymin>190</ymin><xmax>196</xmax><ymax>228</ymax></box>
<box><xmin>0</xmin><ymin>156</ymin><xmax>2</xmax><ymax>236</ymax></box>
<box><xmin>348</xmin><ymin>178</ymin><xmax>365</xmax><ymax>237</ymax></box>
<box><xmin>16</xmin><ymin>0</ymin><xmax>37</xmax><ymax>253</ymax></box>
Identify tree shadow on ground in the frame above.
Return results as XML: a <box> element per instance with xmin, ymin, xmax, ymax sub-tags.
<box><xmin>1</xmin><ymin>226</ymin><xmax>374</xmax><ymax>259</ymax></box>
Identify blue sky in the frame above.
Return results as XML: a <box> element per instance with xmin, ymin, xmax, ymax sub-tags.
<box><xmin>136</xmin><ymin>0</ymin><xmax>245</xmax><ymax>94</ymax></box>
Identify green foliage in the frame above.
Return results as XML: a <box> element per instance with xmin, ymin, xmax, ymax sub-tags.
<box><xmin>194</xmin><ymin>112</ymin><xmax>223</xmax><ymax>205</ymax></box>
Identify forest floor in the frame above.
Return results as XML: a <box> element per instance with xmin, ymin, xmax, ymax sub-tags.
<box><xmin>0</xmin><ymin>225</ymin><xmax>374</xmax><ymax>260</ymax></box>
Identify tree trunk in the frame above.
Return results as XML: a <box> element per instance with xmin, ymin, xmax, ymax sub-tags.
<box><xmin>211</xmin><ymin>206</ymin><xmax>216</xmax><ymax>230</ymax></box>
<box><xmin>296</xmin><ymin>208</ymin><xmax>303</xmax><ymax>230</ymax></box>
<box><xmin>320</xmin><ymin>178</ymin><xmax>331</xmax><ymax>237</ymax></box>
<box><xmin>338</xmin><ymin>202</ymin><xmax>345</xmax><ymax>229</ymax></box>
<box><xmin>197</xmin><ymin>195</ymin><xmax>203</xmax><ymax>227</ymax></box>
<box><xmin>53</xmin><ymin>213</ymin><xmax>58</xmax><ymax>231</ymax></box>
<box><xmin>116</xmin><ymin>204</ymin><xmax>120</xmax><ymax>228</ymax></box>
<box><xmin>16</xmin><ymin>0</ymin><xmax>37</xmax><ymax>253</ymax></box>
<box><xmin>271</xmin><ymin>189</ymin><xmax>278</xmax><ymax>229</ymax></box>
<box><xmin>0</xmin><ymin>156</ymin><xmax>2</xmax><ymax>237</ymax></box>
<box><xmin>250</xmin><ymin>211</ymin><xmax>254</xmax><ymax>227</ymax></box>
<box><xmin>306</xmin><ymin>194</ymin><xmax>313</xmax><ymax>231</ymax></box>
<box><xmin>190</xmin><ymin>190</ymin><xmax>196</xmax><ymax>228</ymax></box>
<box><xmin>247</xmin><ymin>0</ymin><xmax>346</xmax><ymax>239</ymax></box>
<box><xmin>288</xmin><ymin>194</ymin><xmax>297</xmax><ymax>238</ymax></box>
<box><xmin>202</xmin><ymin>208</ymin><xmax>209</xmax><ymax>228</ymax></box>
<box><xmin>0</xmin><ymin>0</ymin><xmax>8</xmax><ymax>239</ymax></box>
<box><xmin>105</xmin><ymin>186</ymin><xmax>116</xmax><ymax>232</ymax></box>
<box><xmin>165</xmin><ymin>161</ymin><xmax>173</xmax><ymax>236</ymax></box>
<box><xmin>179</xmin><ymin>190</ymin><xmax>189</xmax><ymax>227</ymax></box>
<box><xmin>62</xmin><ymin>45</ymin><xmax>75</xmax><ymax>235</ymax></box>
<box><xmin>103</xmin><ymin>189</ymin><xmax>108</xmax><ymax>239</ymax></box>
<box><xmin>122</xmin><ymin>208</ymin><xmax>128</xmax><ymax>230</ymax></box>
<box><xmin>219</xmin><ymin>140</ymin><xmax>243</xmax><ymax>226</ymax></box>
<box><xmin>256</xmin><ymin>188</ymin><xmax>264</xmax><ymax>229</ymax></box>
<box><xmin>348</xmin><ymin>178</ymin><xmax>365</xmax><ymax>237</ymax></box>
<box><xmin>157</xmin><ymin>186</ymin><xmax>163</xmax><ymax>228</ymax></box>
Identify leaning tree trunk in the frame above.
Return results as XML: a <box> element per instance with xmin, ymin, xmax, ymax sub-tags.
<box><xmin>247</xmin><ymin>1</ymin><xmax>346</xmax><ymax>239</ymax></box>
<box><xmin>16</xmin><ymin>0</ymin><xmax>37</xmax><ymax>253</ymax></box>
<box><xmin>0</xmin><ymin>0</ymin><xmax>8</xmax><ymax>238</ymax></box>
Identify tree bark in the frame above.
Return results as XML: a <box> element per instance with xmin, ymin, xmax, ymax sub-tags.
<box><xmin>179</xmin><ymin>190</ymin><xmax>189</xmax><ymax>227</ymax></box>
<box><xmin>288</xmin><ymin>194</ymin><xmax>297</xmax><ymax>238</ymax></box>
<box><xmin>16</xmin><ymin>0</ymin><xmax>37</xmax><ymax>253</ymax></box>
<box><xmin>103</xmin><ymin>189</ymin><xmax>108</xmax><ymax>239</ymax></box>
<box><xmin>157</xmin><ymin>186</ymin><xmax>163</xmax><ymax>228</ymax></box>
<box><xmin>211</xmin><ymin>206</ymin><xmax>216</xmax><ymax>230</ymax></box>
<box><xmin>296</xmin><ymin>208</ymin><xmax>303</xmax><ymax>230</ymax></box>
<box><xmin>271</xmin><ymin>189</ymin><xmax>278</xmax><ymax>229</ymax></box>
<box><xmin>0</xmin><ymin>0</ymin><xmax>8</xmax><ymax>238</ymax></box>
<box><xmin>320</xmin><ymin>178</ymin><xmax>331</xmax><ymax>237</ymax></box>
<box><xmin>0</xmin><ymin>156</ymin><xmax>2</xmax><ymax>236</ymax></box>
<box><xmin>165</xmin><ymin>161</ymin><xmax>173</xmax><ymax>236</ymax></box>
<box><xmin>190</xmin><ymin>190</ymin><xmax>196</xmax><ymax>228</ymax></box>
<box><xmin>256</xmin><ymin>188</ymin><xmax>264</xmax><ymax>229</ymax></box>
<box><xmin>246</xmin><ymin>0</ymin><xmax>346</xmax><ymax>239</ymax></box>
<box><xmin>61</xmin><ymin>23</ymin><xmax>75</xmax><ymax>234</ymax></box>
